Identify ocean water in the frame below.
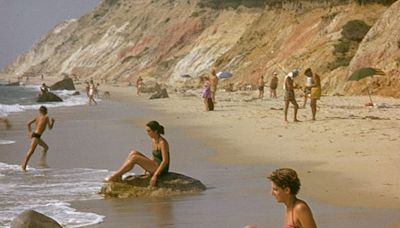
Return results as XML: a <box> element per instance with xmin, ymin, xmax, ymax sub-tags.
<box><xmin>0</xmin><ymin>83</ymin><xmax>88</xmax><ymax>117</ymax></box>
<box><xmin>0</xmin><ymin>83</ymin><xmax>104</xmax><ymax>227</ymax></box>
<box><xmin>0</xmin><ymin>162</ymin><xmax>107</xmax><ymax>227</ymax></box>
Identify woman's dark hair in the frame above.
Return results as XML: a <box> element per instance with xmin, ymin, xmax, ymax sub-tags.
<box><xmin>268</xmin><ymin>168</ymin><xmax>301</xmax><ymax>195</ymax></box>
<box><xmin>146</xmin><ymin>121</ymin><xmax>165</xmax><ymax>135</ymax></box>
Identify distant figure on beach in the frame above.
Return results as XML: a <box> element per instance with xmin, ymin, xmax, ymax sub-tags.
<box><xmin>305</xmin><ymin>68</ymin><xmax>321</xmax><ymax>121</ymax></box>
<box><xmin>85</xmin><ymin>81</ymin><xmax>90</xmax><ymax>97</ymax></box>
<box><xmin>201</xmin><ymin>77</ymin><xmax>212</xmax><ymax>112</ymax></box>
<box><xmin>95</xmin><ymin>83</ymin><xmax>100</xmax><ymax>98</ymax></box>
<box><xmin>269</xmin><ymin>168</ymin><xmax>317</xmax><ymax>228</ymax></box>
<box><xmin>302</xmin><ymin>71</ymin><xmax>314</xmax><ymax>108</ymax></box>
<box><xmin>21</xmin><ymin>106</ymin><xmax>55</xmax><ymax>171</ymax></box>
<box><xmin>104</xmin><ymin>121</ymin><xmax>170</xmax><ymax>187</ymax></box>
<box><xmin>136</xmin><ymin>76</ymin><xmax>144</xmax><ymax>96</ymax></box>
<box><xmin>40</xmin><ymin>83</ymin><xmax>49</xmax><ymax>95</ymax></box>
<box><xmin>284</xmin><ymin>70</ymin><xmax>300</xmax><ymax>123</ymax></box>
<box><xmin>258</xmin><ymin>75</ymin><xmax>265</xmax><ymax>99</ymax></box>
<box><xmin>88</xmin><ymin>80</ymin><xmax>97</xmax><ymax>105</ymax></box>
<box><xmin>269</xmin><ymin>72</ymin><xmax>278</xmax><ymax>99</ymax></box>
<box><xmin>0</xmin><ymin>111</ymin><xmax>12</xmax><ymax>130</ymax></box>
<box><xmin>210</xmin><ymin>68</ymin><xmax>219</xmax><ymax>103</ymax></box>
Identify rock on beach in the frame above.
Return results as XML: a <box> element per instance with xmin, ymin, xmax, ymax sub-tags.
<box><xmin>11</xmin><ymin>210</ymin><xmax>62</xmax><ymax>228</ymax></box>
<box><xmin>99</xmin><ymin>172</ymin><xmax>206</xmax><ymax>198</ymax></box>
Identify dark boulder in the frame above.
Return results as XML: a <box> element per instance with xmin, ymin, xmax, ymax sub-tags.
<box><xmin>100</xmin><ymin>172</ymin><xmax>206</xmax><ymax>198</ymax></box>
<box><xmin>72</xmin><ymin>91</ymin><xmax>80</xmax><ymax>96</ymax></box>
<box><xmin>149</xmin><ymin>88</ymin><xmax>169</xmax><ymax>99</ymax></box>
<box><xmin>11</xmin><ymin>210</ymin><xmax>62</xmax><ymax>228</ymax></box>
<box><xmin>37</xmin><ymin>92</ymin><xmax>63</xmax><ymax>102</ymax></box>
<box><xmin>50</xmin><ymin>78</ymin><xmax>75</xmax><ymax>91</ymax></box>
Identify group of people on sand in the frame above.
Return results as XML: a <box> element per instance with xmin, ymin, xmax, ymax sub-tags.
<box><xmin>258</xmin><ymin>71</ymin><xmax>279</xmax><ymax>99</ymax></box>
<box><xmin>283</xmin><ymin>68</ymin><xmax>321</xmax><ymax>123</ymax></box>
<box><xmin>256</xmin><ymin>68</ymin><xmax>321</xmax><ymax>123</ymax></box>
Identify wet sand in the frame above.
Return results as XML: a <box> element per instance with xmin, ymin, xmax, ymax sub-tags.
<box><xmin>1</xmin><ymin>83</ymin><xmax>400</xmax><ymax>227</ymax></box>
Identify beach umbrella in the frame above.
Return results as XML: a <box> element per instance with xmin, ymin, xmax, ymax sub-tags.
<box><xmin>347</xmin><ymin>67</ymin><xmax>385</xmax><ymax>105</ymax></box>
<box><xmin>216</xmin><ymin>71</ymin><xmax>232</xmax><ymax>79</ymax></box>
<box><xmin>347</xmin><ymin>67</ymin><xmax>385</xmax><ymax>81</ymax></box>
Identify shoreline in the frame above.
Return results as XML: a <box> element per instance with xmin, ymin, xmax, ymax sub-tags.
<box><xmin>1</xmin><ymin>81</ymin><xmax>399</xmax><ymax>227</ymax></box>
<box><xmin>38</xmin><ymin>80</ymin><xmax>400</xmax><ymax>208</ymax></box>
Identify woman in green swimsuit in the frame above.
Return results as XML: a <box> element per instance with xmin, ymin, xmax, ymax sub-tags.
<box><xmin>104</xmin><ymin>121</ymin><xmax>170</xmax><ymax>187</ymax></box>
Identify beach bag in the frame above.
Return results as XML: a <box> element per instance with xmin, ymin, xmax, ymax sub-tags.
<box><xmin>207</xmin><ymin>98</ymin><xmax>214</xmax><ymax>111</ymax></box>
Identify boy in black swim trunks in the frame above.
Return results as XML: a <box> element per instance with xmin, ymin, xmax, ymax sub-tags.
<box><xmin>21</xmin><ymin>106</ymin><xmax>55</xmax><ymax>171</ymax></box>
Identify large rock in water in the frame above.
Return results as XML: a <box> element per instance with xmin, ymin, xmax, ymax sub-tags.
<box><xmin>11</xmin><ymin>210</ymin><xmax>62</xmax><ymax>228</ymax></box>
<box><xmin>99</xmin><ymin>172</ymin><xmax>206</xmax><ymax>198</ymax></box>
<box><xmin>50</xmin><ymin>78</ymin><xmax>75</xmax><ymax>90</ymax></box>
<box><xmin>37</xmin><ymin>92</ymin><xmax>63</xmax><ymax>102</ymax></box>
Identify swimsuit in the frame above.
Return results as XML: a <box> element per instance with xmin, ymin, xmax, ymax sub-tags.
<box><xmin>310</xmin><ymin>87</ymin><xmax>321</xmax><ymax>99</ymax></box>
<box><xmin>31</xmin><ymin>132</ymin><xmax>41</xmax><ymax>139</ymax></box>
<box><xmin>284</xmin><ymin>90</ymin><xmax>296</xmax><ymax>102</ymax></box>
<box><xmin>285</xmin><ymin>203</ymin><xmax>299</xmax><ymax>228</ymax></box>
<box><xmin>152</xmin><ymin>148</ymin><xmax>170</xmax><ymax>175</ymax></box>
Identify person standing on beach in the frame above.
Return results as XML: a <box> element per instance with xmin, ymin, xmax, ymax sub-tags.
<box><xmin>258</xmin><ymin>75</ymin><xmax>265</xmax><ymax>99</ymax></box>
<box><xmin>269</xmin><ymin>72</ymin><xmax>278</xmax><ymax>99</ymax></box>
<box><xmin>85</xmin><ymin>81</ymin><xmax>90</xmax><ymax>97</ymax></box>
<box><xmin>210</xmin><ymin>68</ymin><xmax>219</xmax><ymax>103</ymax></box>
<box><xmin>268</xmin><ymin>168</ymin><xmax>317</xmax><ymax>228</ymax></box>
<box><xmin>201</xmin><ymin>77</ymin><xmax>212</xmax><ymax>112</ymax></box>
<box><xmin>21</xmin><ymin>106</ymin><xmax>55</xmax><ymax>171</ymax></box>
<box><xmin>302</xmin><ymin>72</ymin><xmax>313</xmax><ymax>108</ymax></box>
<box><xmin>88</xmin><ymin>80</ymin><xmax>97</xmax><ymax>105</ymax></box>
<box><xmin>104</xmin><ymin>121</ymin><xmax>170</xmax><ymax>187</ymax></box>
<box><xmin>284</xmin><ymin>70</ymin><xmax>300</xmax><ymax>123</ymax></box>
<box><xmin>136</xmin><ymin>76</ymin><xmax>144</xmax><ymax>96</ymax></box>
<box><xmin>304</xmin><ymin>68</ymin><xmax>321</xmax><ymax>121</ymax></box>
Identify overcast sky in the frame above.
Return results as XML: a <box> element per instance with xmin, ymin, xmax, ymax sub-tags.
<box><xmin>0</xmin><ymin>0</ymin><xmax>101</xmax><ymax>69</ymax></box>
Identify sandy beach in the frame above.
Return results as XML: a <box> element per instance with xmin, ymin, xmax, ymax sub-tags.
<box><xmin>1</xmin><ymin>81</ymin><xmax>400</xmax><ymax>227</ymax></box>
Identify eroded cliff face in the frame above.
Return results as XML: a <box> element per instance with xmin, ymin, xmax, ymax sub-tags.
<box><xmin>1</xmin><ymin>0</ymin><xmax>398</xmax><ymax>97</ymax></box>
<box><xmin>345</xmin><ymin>0</ymin><xmax>400</xmax><ymax>97</ymax></box>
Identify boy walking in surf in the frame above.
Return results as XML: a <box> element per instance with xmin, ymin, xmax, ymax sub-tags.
<box><xmin>21</xmin><ymin>106</ymin><xmax>55</xmax><ymax>171</ymax></box>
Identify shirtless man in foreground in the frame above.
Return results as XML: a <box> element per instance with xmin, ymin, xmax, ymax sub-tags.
<box><xmin>21</xmin><ymin>106</ymin><xmax>55</xmax><ymax>171</ymax></box>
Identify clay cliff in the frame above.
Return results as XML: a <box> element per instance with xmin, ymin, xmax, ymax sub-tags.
<box><xmin>1</xmin><ymin>0</ymin><xmax>399</xmax><ymax>97</ymax></box>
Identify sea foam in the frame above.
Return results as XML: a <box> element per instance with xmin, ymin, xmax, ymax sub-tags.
<box><xmin>0</xmin><ymin>162</ymin><xmax>108</xmax><ymax>227</ymax></box>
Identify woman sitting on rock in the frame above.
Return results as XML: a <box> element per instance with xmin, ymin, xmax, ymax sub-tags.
<box><xmin>104</xmin><ymin>121</ymin><xmax>170</xmax><ymax>187</ymax></box>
